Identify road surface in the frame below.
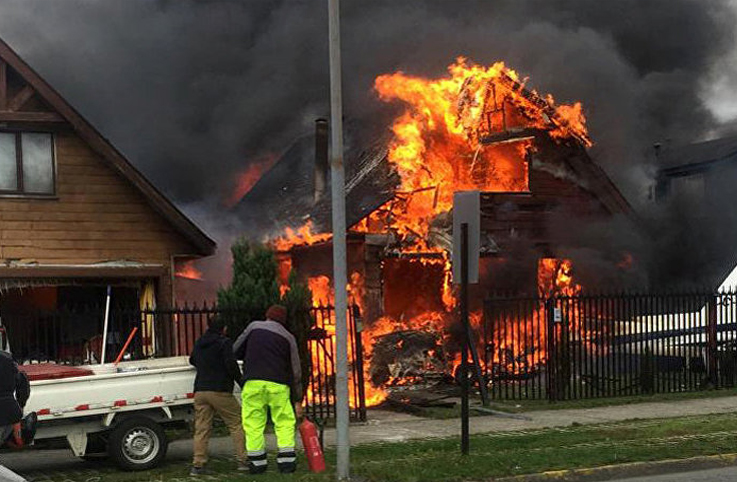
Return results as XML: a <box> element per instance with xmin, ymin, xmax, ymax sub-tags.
<box><xmin>616</xmin><ymin>466</ymin><xmax>737</xmax><ymax>481</ymax></box>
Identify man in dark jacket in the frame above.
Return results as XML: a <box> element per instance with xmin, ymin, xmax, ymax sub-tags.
<box><xmin>0</xmin><ymin>350</ymin><xmax>30</xmax><ymax>446</ymax></box>
<box><xmin>233</xmin><ymin>304</ymin><xmax>302</xmax><ymax>474</ymax></box>
<box><xmin>188</xmin><ymin>315</ymin><xmax>245</xmax><ymax>475</ymax></box>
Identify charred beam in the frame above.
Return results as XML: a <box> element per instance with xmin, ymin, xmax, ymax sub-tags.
<box><xmin>481</xmin><ymin>128</ymin><xmax>536</xmax><ymax>146</ymax></box>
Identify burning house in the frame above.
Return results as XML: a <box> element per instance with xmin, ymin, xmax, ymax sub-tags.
<box><xmin>236</xmin><ymin>59</ymin><xmax>638</xmax><ymax>404</ymax></box>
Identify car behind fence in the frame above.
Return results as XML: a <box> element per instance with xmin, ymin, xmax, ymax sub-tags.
<box><xmin>484</xmin><ymin>290</ymin><xmax>737</xmax><ymax>401</ymax></box>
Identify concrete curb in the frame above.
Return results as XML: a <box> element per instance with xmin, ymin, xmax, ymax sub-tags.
<box><xmin>494</xmin><ymin>453</ymin><xmax>737</xmax><ymax>481</ymax></box>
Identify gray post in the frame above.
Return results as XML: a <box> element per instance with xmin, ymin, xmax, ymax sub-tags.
<box><xmin>460</xmin><ymin>223</ymin><xmax>470</xmax><ymax>455</ymax></box>
<box><xmin>327</xmin><ymin>0</ymin><xmax>350</xmax><ymax>479</ymax></box>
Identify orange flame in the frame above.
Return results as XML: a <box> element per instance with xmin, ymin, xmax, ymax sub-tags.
<box><xmin>224</xmin><ymin>154</ymin><xmax>277</xmax><ymax>208</ymax></box>
<box><xmin>273</xmin><ymin>221</ymin><xmax>332</xmax><ymax>252</ymax></box>
<box><xmin>175</xmin><ymin>260</ymin><xmax>203</xmax><ymax>281</ymax></box>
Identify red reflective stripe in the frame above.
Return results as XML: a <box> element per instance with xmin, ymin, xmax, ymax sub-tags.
<box><xmin>113</xmin><ymin>400</ymin><xmax>127</xmax><ymax>407</ymax></box>
<box><xmin>186</xmin><ymin>393</ymin><xmax>195</xmax><ymax>399</ymax></box>
<box><xmin>37</xmin><ymin>409</ymin><xmax>50</xmax><ymax>415</ymax></box>
<box><xmin>75</xmin><ymin>404</ymin><xmax>89</xmax><ymax>411</ymax></box>
<box><xmin>150</xmin><ymin>396</ymin><xmax>163</xmax><ymax>403</ymax></box>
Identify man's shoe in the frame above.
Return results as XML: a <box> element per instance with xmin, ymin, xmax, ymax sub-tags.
<box><xmin>189</xmin><ymin>466</ymin><xmax>209</xmax><ymax>476</ymax></box>
<box><xmin>249</xmin><ymin>463</ymin><xmax>268</xmax><ymax>475</ymax></box>
<box><xmin>278</xmin><ymin>463</ymin><xmax>296</xmax><ymax>474</ymax></box>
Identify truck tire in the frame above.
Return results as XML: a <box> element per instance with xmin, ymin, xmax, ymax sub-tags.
<box><xmin>108</xmin><ymin>417</ymin><xmax>168</xmax><ymax>471</ymax></box>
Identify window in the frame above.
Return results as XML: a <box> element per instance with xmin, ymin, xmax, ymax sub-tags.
<box><xmin>0</xmin><ymin>132</ymin><xmax>55</xmax><ymax>195</ymax></box>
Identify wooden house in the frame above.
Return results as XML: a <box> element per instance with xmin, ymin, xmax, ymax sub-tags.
<box><xmin>0</xmin><ymin>38</ymin><xmax>214</xmax><ymax>358</ymax></box>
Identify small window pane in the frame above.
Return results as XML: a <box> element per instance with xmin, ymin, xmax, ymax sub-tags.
<box><xmin>22</xmin><ymin>133</ymin><xmax>53</xmax><ymax>194</ymax></box>
<box><xmin>0</xmin><ymin>133</ymin><xmax>17</xmax><ymax>191</ymax></box>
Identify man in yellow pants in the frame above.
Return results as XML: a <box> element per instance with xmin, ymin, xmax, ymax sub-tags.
<box><xmin>233</xmin><ymin>305</ymin><xmax>302</xmax><ymax>474</ymax></box>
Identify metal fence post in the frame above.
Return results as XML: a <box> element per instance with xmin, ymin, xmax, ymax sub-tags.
<box><xmin>352</xmin><ymin>305</ymin><xmax>367</xmax><ymax>422</ymax></box>
<box><xmin>546</xmin><ymin>297</ymin><xmax>557</xmax><ymax>402</ymax></box>
<box><xmin>708</xmin><ymin>295</ymin><xmax>718</xmax><ymax>387</ymax></box>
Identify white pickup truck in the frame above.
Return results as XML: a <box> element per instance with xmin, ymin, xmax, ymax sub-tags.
<box><xmin>18</xmin><ymin>357</ymin><xmax>198</xmax><ymax>471</ymax></box>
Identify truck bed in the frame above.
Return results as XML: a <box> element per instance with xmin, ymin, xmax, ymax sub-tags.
<box><xmin>26</xmin><ymin>357</ymin><xmax>196</xmax><ymax>422</ymax></box>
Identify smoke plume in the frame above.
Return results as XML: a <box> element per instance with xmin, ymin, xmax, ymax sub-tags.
<box><xmin>0</xmin><ymin>0</ymin><xmax>735</xmax><ymax>289</ymax></box>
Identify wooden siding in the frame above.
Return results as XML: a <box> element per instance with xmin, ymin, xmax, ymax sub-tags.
<box><xmin>0</xmin><ymin>132</ymin><xmax>194</xmax><ymax>264</ymax></box>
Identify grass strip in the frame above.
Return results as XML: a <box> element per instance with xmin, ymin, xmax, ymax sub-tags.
<box><xmin>23</xmin><ymin>412</ymin><xmax>737</xmax><ymax>482</ymax></box>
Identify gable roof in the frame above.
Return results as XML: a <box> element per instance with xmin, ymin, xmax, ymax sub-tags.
<box><xmin>0</xmin><ymin>38</ymin><xmax>215</xmax><ymax>256</ymax></box>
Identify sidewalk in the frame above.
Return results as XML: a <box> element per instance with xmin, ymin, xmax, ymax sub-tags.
<box><xmin>5</xmin><ymin>395</ymin><xmax>737</xmax><ymax>475</ymax></box>
<box><xmin>328</xmin><ymin>395</ymin><xmax>737</xmax><ymax>445</ymax></box>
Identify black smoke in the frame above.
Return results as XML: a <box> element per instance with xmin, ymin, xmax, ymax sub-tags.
<box><xmin>0</xmin><ymin>0</ymin><xmax>735</xmax><ymax>289</ymax></box>
<box><xmin>0</xmin><ymin>0</ymin><xmax>733</xmax><ymax>205</ymax></box>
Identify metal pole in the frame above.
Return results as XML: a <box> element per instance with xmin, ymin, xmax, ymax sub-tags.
<box><xmin>460</xmin><ymin>223</ymin><xmax>470</xmax><ymax>455</ymax></box>
<box><xmin>328</xmin><ymin>0</ymin><xmax>350</xmax><ymax>479</ymax></box>
<box><xmin>100</xmin><ymin>285</ymin><xmax>111</xmax><ymax>365</ymax></box>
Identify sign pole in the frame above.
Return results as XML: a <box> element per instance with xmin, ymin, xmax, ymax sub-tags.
<box><xmin>327</xmin><ymin>0</ymin><xmax>350</xmax><ymax>479</ymax></box>
<box><xmin>460</xmin><ymin>222</ymin><xmax>470</xmax><ymax>455</ymax></box>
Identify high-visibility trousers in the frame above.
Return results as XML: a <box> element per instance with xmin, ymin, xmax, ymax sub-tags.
<box><xmin>241</xmin><ymin>380</ymin><xmax>297</xmax><ymax>472</ymax></box>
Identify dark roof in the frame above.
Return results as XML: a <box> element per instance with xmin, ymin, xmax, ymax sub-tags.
<box><xmin>0</xmin><ymin>38</ymin><xmax>216</xmax><ymax>256</ymax></box>
<box><xmin>234</xmin><ymin>129</ymin><xmax>398</xmax><ymax>234</ymax></box>
<box><xmin>658</xmin><ymin>133</ymin><xmax>737</xmax><ymax>173</ymax></box>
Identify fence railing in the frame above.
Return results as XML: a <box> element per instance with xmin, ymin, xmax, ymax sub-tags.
<box><xmin>484</xmin><ymin>291</ymin><xmax>737</xmax><ymax>401</ymax></box>
<box><xmin>2</xmin><ymin>303</ymin><xmax>366</xmax><ymax>421</ymax></box>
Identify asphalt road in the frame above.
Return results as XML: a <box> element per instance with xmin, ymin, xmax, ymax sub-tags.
<box><xmin>616</xmin><ymin>466</ymin><xmax>737</xmax><ymax>481</ymax></box>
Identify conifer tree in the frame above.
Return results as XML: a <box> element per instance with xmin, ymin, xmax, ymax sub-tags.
<box><xmin>218</xmin><ymin>239</ymin><xmax>313</xmax><ymax>390</ymax></box>
<box><xmin>217</xmin><ymin>240</ymin><xmax>280</xmax><ymax>336</ymax></box>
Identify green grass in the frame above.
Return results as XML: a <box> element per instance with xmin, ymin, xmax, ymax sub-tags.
<box><xmin>47</xmin><ymin>411</ymin><xmax>737</xmax><ymax>482</ymax></box>
<box><xmin>348</xmin><ymin>413</ymin><xmax>737</xmax><ymax>481</ymax></box>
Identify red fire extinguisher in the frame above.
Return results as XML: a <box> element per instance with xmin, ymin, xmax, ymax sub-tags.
<box><xmin>299</xmin><ymin>418</ymin><xmax>326</xmax><ymax>473</ymax></box>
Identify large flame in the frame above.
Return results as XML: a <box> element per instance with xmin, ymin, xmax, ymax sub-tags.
<box><xmin>358</xmin><ymin>57</ymin><xmax>589</xmax><ymax>252</ymax></box>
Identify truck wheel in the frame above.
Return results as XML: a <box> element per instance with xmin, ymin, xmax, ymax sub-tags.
<box><xmin>109</xmin><ymin>417</ymin><xmax>168</xmax><ymax>471</ymax></box>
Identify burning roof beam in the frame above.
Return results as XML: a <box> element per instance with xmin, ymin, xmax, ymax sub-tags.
<box><xmin>495</xmin><ymin>70</ymin><xmax>592</xmax><ymax>147</ymax></box>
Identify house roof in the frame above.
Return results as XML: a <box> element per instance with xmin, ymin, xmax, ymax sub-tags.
<box><xmin>234</xmin><ymin>124</ymin><xmax>398</xmax><ymax>235</ymax></box>
<box><xmin>657</xmin><ymin>133</ymin><xmax>737</xmax><ymax>174</ymax></box>
<box><xmin>0</xmin><ymin>38</ymin><xmax>216</xmax><ymax>256</ymax></box>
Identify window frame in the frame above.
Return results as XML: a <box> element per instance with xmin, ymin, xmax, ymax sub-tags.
<box><xmin>0</xmin><ymin>129</ymin><xmax>57</xmax><ymax>198</ymax></box>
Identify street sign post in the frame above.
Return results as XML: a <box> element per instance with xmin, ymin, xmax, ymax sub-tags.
<box><xmin>452</xmin><ymin>191</ymin><xmax>481</xmax><ymax>455</ymax></box>
<box><xmin>452</xmin><ymin>191</ymin><xmax>480</xmax><ymax>284</ymax></box>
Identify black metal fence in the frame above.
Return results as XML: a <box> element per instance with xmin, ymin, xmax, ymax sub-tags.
<box><xmin>3</xmin><ymin>303</ymin><xmax>366</xmax><ymax>421</ymax></box>
<box><xmin>484</xmin><ymin>291</ymin><xmax>737</xmax><ymax>401</ymax></box>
